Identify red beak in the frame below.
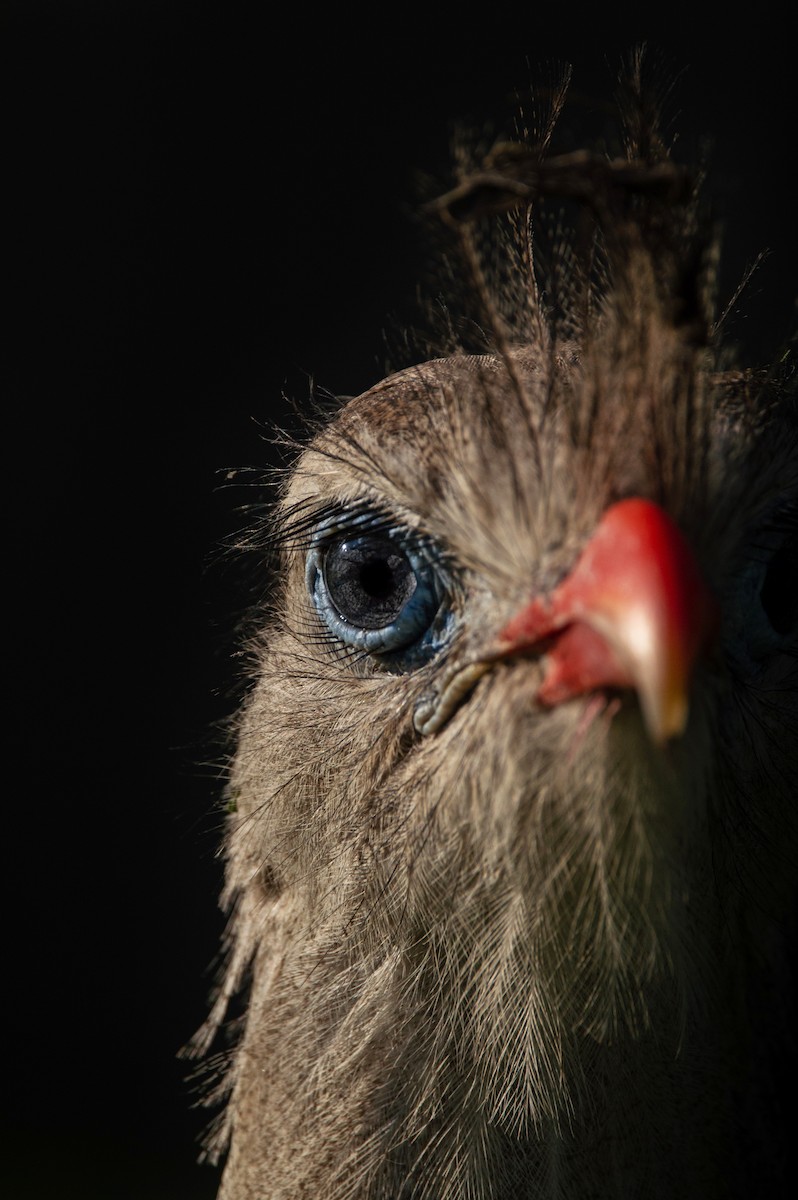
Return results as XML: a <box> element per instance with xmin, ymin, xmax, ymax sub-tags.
<box><xmin>496</xmin><ymin>499</ymin><xmax>718</xmax><ymax>744</ymax></box>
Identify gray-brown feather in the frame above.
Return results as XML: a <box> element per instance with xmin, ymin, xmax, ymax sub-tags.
<box><xmin>198</xmin><ymin>60</ymin><xmax>797</xmax><ymax>1200</ymax></box>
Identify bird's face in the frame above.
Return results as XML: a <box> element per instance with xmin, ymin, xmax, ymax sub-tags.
<box><xmin>207</xmin><ymin>67</ymin><xmax>797</xmax><ymax>1195</ymax></box>
<box><xmin>228</xmin><ymin>340</ymin><xmax>794</xmax><ymax>1138</ymax></box>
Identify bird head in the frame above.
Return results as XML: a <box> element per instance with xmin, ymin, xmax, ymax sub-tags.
<box><xmin>201</xmin><ymin>54</ymin><xmax>798</xmax><ymax>1199</ymax></box>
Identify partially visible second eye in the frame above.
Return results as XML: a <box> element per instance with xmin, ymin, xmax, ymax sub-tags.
<box><xmin>306</xmin><ymin>514</ymin><xmax>451</xmax><ymax>663</ymax></box>
<box><xmin>731</xmin><ymin>503</ymin><xmax>798</xmax><ymax>663</ymax></box>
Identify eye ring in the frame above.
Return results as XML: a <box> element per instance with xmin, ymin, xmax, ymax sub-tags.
<box><xmin>305</xmin><ymin>514</ymin><xmax>452</xmax><ymax>662</ymax></box>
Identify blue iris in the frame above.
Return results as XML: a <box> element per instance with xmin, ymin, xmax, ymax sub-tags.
<box><xmin>306</xmin><ymin>512</ymin><xmax>453</xmax><ymax>665</ymax></box>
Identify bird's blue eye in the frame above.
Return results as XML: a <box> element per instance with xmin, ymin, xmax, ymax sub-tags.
<box><xmin>323</xmin><ymin>534</ymin><xmax>418</xmax><ymax>630</ymax></box>
<box><xmin>306</xmin><ymin>515</ymin><xmax>452</xmax><ymax>663</ymax></box>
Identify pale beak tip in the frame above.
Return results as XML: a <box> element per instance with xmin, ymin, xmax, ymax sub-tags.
<box><xmin>641</xmin><ymin>682</ymin><xmax>689</xmax><ymax>747</ymax></box>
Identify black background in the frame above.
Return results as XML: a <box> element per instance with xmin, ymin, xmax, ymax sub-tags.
<box><xmin>5</xmin><ymin>3</ymin><xmax>796</xmax><ymax>1198</ymax></box>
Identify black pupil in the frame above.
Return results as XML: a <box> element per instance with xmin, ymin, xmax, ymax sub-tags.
<box><xmin>324</xmin><ymin>535</ymin><xmax>417</xmax><ymax>629</ymax></box>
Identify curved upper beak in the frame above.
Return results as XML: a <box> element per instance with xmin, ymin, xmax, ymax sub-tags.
<box><xmin>495</xmin><ymin>498</ymin><xmax>718</xmax><ymax>744</ymax></box>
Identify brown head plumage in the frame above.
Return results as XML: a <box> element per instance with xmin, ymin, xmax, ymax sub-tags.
<box><xmin>195</xmin><ymin>52</ymin><xmax>797</xmax><ymax>1199</ymax></box>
